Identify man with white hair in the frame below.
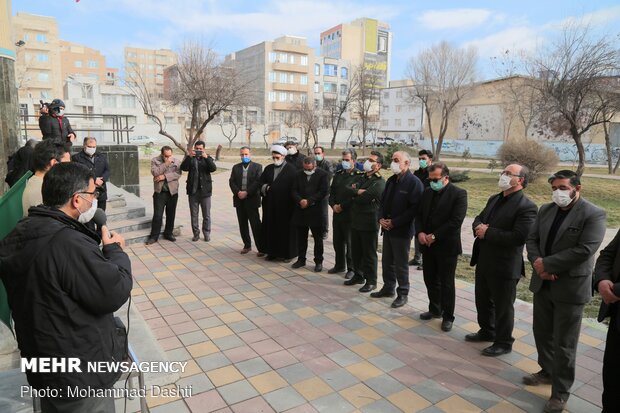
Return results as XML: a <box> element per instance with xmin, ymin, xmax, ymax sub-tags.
<box><xmin>259</xmin><ymin>145</ymin><xmax>299</xmax><ymax>261</ymax></box>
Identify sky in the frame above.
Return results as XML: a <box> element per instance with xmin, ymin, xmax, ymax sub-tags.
<box><xmin>11</xmin><ymin>0</ymin><xmax>620</xmax><ymax>80</ymax></box>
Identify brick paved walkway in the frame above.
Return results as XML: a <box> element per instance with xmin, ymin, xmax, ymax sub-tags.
<box><xmin>126</xmin><ymin>167</ymin><xmax>607</xmax><ymax>413</ymax></box>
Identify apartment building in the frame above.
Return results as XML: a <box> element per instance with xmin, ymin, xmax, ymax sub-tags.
<box><xmin>378</xmin><ymin>80</ymin><xmax>424</xmax><ymax>144</ymax></box>
<box><xmin>313</xmin><ymin>56</ymin><xmax>352</xmax><ymax>128</ymax></box>
<box><xmin>59</xmin><ymin>40</ymin><xmax>107</xmax><ymax>83</ymax></box>
<box><xmin>124</xmin><ymin>47</ymin><xmax>177</xmax><ymax>99</ymax></box>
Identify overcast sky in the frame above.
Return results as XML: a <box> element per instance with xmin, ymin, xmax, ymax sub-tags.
<box><xmin>12</xmin><ymin>0</ymin><xmax>620</xmax><ymax>80</ymax></box>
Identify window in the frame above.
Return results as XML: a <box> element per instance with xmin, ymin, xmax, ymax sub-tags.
<box><xmin>324</xmin><ymin>64</ymin><xmax>337</xmax><ymax>76</ymax></box>
<box><xmin>395</xmin><ymin>105</ymin><xmax>402</xmax><ymax>113</ymax></box>
<box><xmin>74</xmin><ymin>60</ymin><xmax>82</xmax><ymax>68</ymax></box>
<box><xmin>323</xmin><ymin>82</ymin><xmax>337</xmax><ymax>93</ymax></box>
<box><xmin>300</xmin><ymin>56</ymin><xmax>308</xmax><ymax>66</ymax></box>
<box><xmin>40</xmin><ymin>90</ymin><xmax>50</xmax><ymax>99</ymax></box>
<box><xmin>381</xmin><ymin>119</ymin><xmax>388</xmax><ymax>127</ymax></box>
<box><xmin>314</xmin><ymin>99</ymin><xmax>320</xmax><ymax>109</ymax></box>
<box><xmin>289</xmin><ymin>55</ymin><xmax>295</xmax><ymax>64</ymax></box>
<box><xmin>279</xmin><ymin>92</ymin><xmax>287</xmax><ymax>102</ymax></box>
<box><xmin>19</xmin><ymin>104</ymin><xmax>28</xmax><ymax>117</ymax></box>
<box><xmin>122</xmin><ymin>95</ymin><xmax>136</xmax><ymax>108</ymax></box>
<box><xmin>340</xmin><ymin>84</ymin><xmax>348</xmax><ymax>96</ymax></box>
<box><xmin>127</xmin><ymin>116</ymin><xmax>137</xmax><ymax>126</ymax></box>
<box><xmin>341</xmin><ymin>67</ymin><xmax>348</xmax><ymax>79</ymax></box>
<box><xmin>396</xmin><ymin>90</ymin><xmax>403</xmax><ymax>98</ymax></box>
<box><xmin>36</xmin><ymin>33</ymin><xmax>47</xmax><ymax>43</ymax></box>
<box><xmin>148</xmin><ymin>64</ymin><xmax>154</xmax><ymax>70</ymax></box>
<box><xmin>408</xmin><ymin>104</ymin><xmax>416</xmax><ymax>112</ymax></box>
<box><xmin>269</xmin><ymin>52</ymin><xmax>277</xmax><ymax>63</ymax></box>
<box><xmin>300</xmin><ymin>75</ymin><xmax>308</xmax><ymax>85</ymax></box>
<box><xmin>378</xmin><ymin>33</ymin><xmax>388</xmax><ymax>53</ymax></box>
<box><xmin>102</xmin><ymin>95</ymin><xmax>117</xmax><ymax>108</ymax></box>
<box><xmin>37</xmin><ymin>72</ymin><xmax>49</xmax><ymax>81</ymax></box>
<box><xmin>300</xmin><ymin>93</ymin><xmax>307</xmax><ymax>103</ymax></box>
<box><xmin>278</xmin><ymin>53</ymin><xmax>288</xmax><ymax>63</ymax></box>
<box><xmin>88</xmin><ymin>60</ymin><xmax>98</xmax><ymax>68</ymax></box>
<box><xmin>395</xmin><ymin>119</ymin><xmax>401</xmax><ymax>127</ymax></box>
<box><xmin>36</xmin><ymin>53</ymin><xmax>48</xmax><ymax>62</ymax></box>
<box><xmin>383</xmin><ymin>105</ymin><xmax>389</xmax><ymax>113</ymax></box>
<box><xmin>383</xmin><ymin>91</ymin><xmax>390</xmax><ymax>99</ymax></box>
<box><xmin>408</xmin><ymin>119</ymin><xmax>415</xmax><ymax>127</ymax></box>
<box><xmin>268</xmin><ymin>92</ymin><xmax>276</xmax><ymax>102</ymax></box>
<box><xmin>279</xmin><ymin>72</ymin><xmax>288</xmax><ymax>83</ymax></box>
<box><xmin>314</xmin><ymin>64</ymin><xmax>320</xmax><ymax>76</ymax></box>
<box><xmin>314</xmin><ymin>82</ymin><xmax>320</xmax><ymax>93</ymax></box>
<box><xmin>289</xmin><ymin>74</ymin><xmax>295</xmax><ymax>84</ymax></box>
<box><xmin>268</xmin><ymin>72</ymin><xmax>276</xmax><ymax>82</ymax></box>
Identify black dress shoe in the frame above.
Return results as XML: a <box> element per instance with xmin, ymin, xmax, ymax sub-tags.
<box><xmin>482</xmin><ymin>344</ymin><xmax>512</xmax><ymax>357</ymax></box>
<box><xmin>465</xmin><ymin>332</ymin><xmax>495</xmax><ymax>343</ymax></box>
<box><xmin>163</xmin><ymin>234</ymin><xmax>176</xmax><ymax>242</ymax></box>
<box><xmin>145</xmin><ymin>238</ymin><xmax>158</xmax><ymax>245</ymax></box>
<box><xmin>370</xmin><ymin>288</ymin><xmax>395</xmax><ymax>298</ymax></box>
<box><xmin>314</xmin><ymin>264</ymin><xmax>323</xmax><ymax>272</ymax></box>
<box><xmin>344</xmin><ymin>270</ymin><xmax>354</xmax><ymax>279</ymax></box>
<box><xmin>291</xmin><ymin>260</ymin><xmax>306</xmax><ymax>269</ymax></box>
<box><xmin>419</xmin><ymin>311</ymin><xmax>442</xmax><ymax>320</ymax></box>
<box><xmin>408</xmin><ymin>258</ymin><xmax>421</xmax><ymax>266</ymax></box>
<box><xmin>257</xmin><ymin>252</ymin><xmax>266</xmax><ymax>257</ymax></box>
<box><xmin>265</xmin><ymin>255</ymin><xmax>277</xmax><ymax>261</ymax></box>
<box><xmin>204</xmin><ymin>234</ymin><xmax>211</xmax><ymax>242</ymax></box>
<box><xmin>328</xmin><ymin>267</ymin><xmax>345</xmax><ymax>274</ymax></box>
<box><xmin>391</xmin><ymin>296</ymin><xmax>408</xmax><ymax>308</ymax></box>
<box><xmin>344</xmin><ymin>275</ymin><xmax>365</xmax><ymax>286</ymax></box>
<box><xmin>441</xmin><ymin>320</ymin><xmax>453</xmax><ymax>332</ymax></box>
<box><xmin>359</xmin><ymin>283</ymin><xmax>376</xmax><ymax>293</ymax></box>
<box><xmin>192</xmin><ymin>235</ymin><xmax>200</xmax><ymax>242</ymax></box>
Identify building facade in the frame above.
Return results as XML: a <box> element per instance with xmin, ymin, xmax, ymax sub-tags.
<box><xmin>378</xmin><ymin>80</ymin><xmax>424</xmax><ymax>144</ymax></box>
<box><xmin>59</xmin><ymin>40</ymin><xmax>107</xmax><ymax>83</ymax></box>
<box><xmin>124</xmin><ymin>47</ymin><xmax>177</xmax><ymax>99</ymax></box>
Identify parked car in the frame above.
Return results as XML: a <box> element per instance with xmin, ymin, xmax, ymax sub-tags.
<box><xmin>130</xmin><ymin>135</ymin><xmax>155</xmax><ymax>145</ymax></box>
<box><xmin>349</xmin><ymin>138</ymin><xmax>375</xmax><ymax>148</ymax></box>
<box><xmin>276</xmin><ymin>136</ymin><xmax>298</xmax><ymax>145</ymax></box>
<box><xmin>375</xmin><ymin>137</ymin><xmax>395</xmax><ymax>147</ymax></box>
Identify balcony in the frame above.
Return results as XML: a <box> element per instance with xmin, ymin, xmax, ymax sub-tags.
<box><xmin>271</xmin><ymin>82</ymin><xmax>309</xmax><ymax>93</ymax></box>
<box><xmin>272</xmin><ymin>43</ymin><xmax>307</xmax><ymax>54</ymax></box>
<box><xmin>271</xmin><ymin>102</ymin><xmax>297</xmax><ymax>111</ymax></box>
<box><xmin>271</xmin><ymin>62</ymin><xmax>309</xmax><ymax>73</ymax></box>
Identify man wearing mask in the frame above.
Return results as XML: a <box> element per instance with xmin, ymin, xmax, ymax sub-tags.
<box><xmin>328</xmin><ymin>149</ymin><xmax>361</xmax><ymax>279</ymax></box>
<box><xmin>0</xmin><ymin>162</ymin><xmax>132</xmax><ymax>413</ymax></box>
<box><xmin>229</xmin><ymin>146</ymin><xmax>263</xmax><ymax>254</ymax></box>
<box><xmin>146</xmin><ymin>146</ymin><xmax>182</xmax><ymax>245</ymax></box>
<box><xmin>372</xmin><ymin>152</ymin><xmax>423</xmax><ymax>303</ymax></box>
<box><xmin>259</xmin><ymin>145</ymin><xmax>298</xmax><ymax>261</ymax></box>
<box><xmin>72</xmin><ymin>137</ymin><xmax>111</xmax><ymax>211</ymax></box>
<box><xmin>22</xmin><ymin>140</ymin><xmax>71</xmax><ymax>216</ymax></box>
<box><xmin>345</xmin><ymin>151</ymin><xmax>386</xmax><ymax>292</ymax></box>
<box><xmin>525</xmin><ymin>170</ymin><xmax>606</xmax><ymax>413</ymax></box>
<box><xmin>291</xmin><ymin>157</ymin><xmax>329</xmax><ymax>272</ymax></box>
<box><xmin>39</xmin><ymin>99</ymin><xmax>76</xmax><ymax>143</ymax></box>
<box><xmin>181</xmin><ymin>141</ymin><xmax>217</xmax><ymax>242</ymax></box>
<box><xmin>468</xmin><ymin>164</ymin><xmax>537</xmax><ymax>356</ymax></box>
<box><xmin>416</xmin><ymin>163</ymin><xmax>467</xmax><ymax>332</ymax></box>
<box><xmin>410</xmin><ymin>149</ymin><xmax>433</xmax><ymax>267</ymax></box>
<box><xmin>314</xmin><ymin>146</ymin><xmax>333</xmax><ymax>239</ymax></box>
<box><xmin>285</xmin><ymin>140</ymin><xmax>304</xmax><ymax>170</ymax></box>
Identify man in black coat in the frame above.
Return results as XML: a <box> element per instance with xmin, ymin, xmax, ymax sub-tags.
<box><xmin>260</xmin><ymin>145</ymin><xmax>298</xmax><ymax>261</ymax></box>
<box><xmin>285</xmin><ymin>140</ymin><xmax>304</xmax><ymax>170</ymax></box>
<box><xmin>416</xmin><ymin>162</ymin><xmax>467</xmax><ymax>332</ymax></box>
<box><xmin>410</xmin><ymin>149</ymin><xmax>433</xmax><ymax>267</ymax></box>
<box><xmin>72</xmin><ymin>137</ymin><xmax>111</xmax><ymax>211</ymax></box>
<box><xmin>0</xmin><ymin>162</ymin><xmax>132</xmax><ymax>412</ymax></box>
<box><xmin>39</xmin><ymin>99</ymin><xmax>76</xmax><ymax>143</ymax></box>
<box><xmin>314</xmin><ymin>146</ymin><xmax>334</xmax><ymax>238</ymax></box>
<box><xmin>229</xmin><ymin>146</ymin><xmax>263</xmax><ymax>255</ymax></box>
<box><xmin>371</xmin><ymin>151</ymin><xmax>423</xmax><ymax>302</ymax></box>
<box><xmin>181</xmin><ymin>140</ymin><xmax>217</xmax><ymax>242</ymax></box>
<box><xmin>291</xmin><ymin>157</ymin><xmax>329</xmax><ymax>272</ymax></box>
<box><xmin>594</xmin><ymin>229</ymin><xmax>620</xmax><ymax>413</ymax></box>
<box><xmin>468</xmin><ymin>164</ymin><xmax>537</xmax><ymax>356</ymax></box>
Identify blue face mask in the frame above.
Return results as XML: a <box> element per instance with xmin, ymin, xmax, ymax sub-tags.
<box><xmin>315</xmin><ymin>154</ymin><xmax>323</xmax><ymax>161</ymax></box>
<box><xmin>430</xmin><ymin>180</ymin><xmax>444</xmax><ymax>191</ymax></box>
<box><xmin>419</xmin><ymin>159</ymin><xmax>428</xmax><ymax>169</ymax></box>
<box><xmin>241</xmin><ymin>156</ymin><xmax>251</xmax><ymax>164</ymax></box>
<box><xmin>341</xmin><ymin>161</ymin><xmax>351</xmax><ymax>170</ymax></box>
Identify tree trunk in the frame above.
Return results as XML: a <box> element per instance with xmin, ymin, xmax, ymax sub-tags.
<box><xmin>330</xmin><ymin>130</ymin><xmax>337</xmax><ymax>149</ymax></box>
<box><xmin>572</xmin><ymin>127</ymin><xmax>586</xmax><ymax>177</ymax></box>
<box><xmin>603</xmin><ymin>121</ymin><xmax>613</xmax><ymax>174</ymax></box>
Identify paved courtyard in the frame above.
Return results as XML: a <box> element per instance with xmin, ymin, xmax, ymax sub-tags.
<box><xmin>126</xmin><ymin>165</ymin><xmax>607</xmax><ymax>413</ymax></box>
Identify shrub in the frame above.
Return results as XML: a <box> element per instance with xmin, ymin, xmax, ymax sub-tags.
<box><xmin>497</xmin><ymin>139</ymin><xmax>559</xmax><ymax>181</ymax></box>
<box><xmin>487</xmin><ymin>159</ymin><xmax>500</xmax><ymax>171</ymax></box>
<box><xmin>450</xmin><ymin>170</ymin><xmax>470</xmax><ymax>182</ymax></box>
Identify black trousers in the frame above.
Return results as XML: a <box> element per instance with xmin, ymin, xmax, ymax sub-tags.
<box><xmin>235</xmin><ymin>202</ymin><xmax>262</xmax><ymax>251</ymax></box>
<box><xmin>297</xmin><ymin>225</ymin><xmax>324</xmax><ymax>264</ymax></box>
<box><xmin>321</xmin><ymin>197</ymin><xmax>329</xmax><ymax>234</ymax></box>
<box><xmin>381</xmin><ymin>233</ymin><xmax>411</xmax><ymax>296</ymax></box>
<box><xmin>475</xmin><ymin>269</ymin><xmax>518</xmax><ymax>347</ymax></box>
<box><xmin>603</xmin><ymin>312</ymin><xmax>620</xmax><ymax>413</ymax></box>
<box><xmin>332</xmin><ymin>216</ymin><xmax>353</xmax><ymax>271</ymax></box>
<box><xmin>351</xmin><ymin>228</ymin><xmax>378</xmax><ymax>284</ymax></box>
<box><xmin>422</xmin><ymin>249</ymin><xmax>458</xmax><ymax>321</ymax></box>
<box><xmin>150</xmin><ymin>191</ymin><xmax>178</xmax><ymax>239</ymax></box>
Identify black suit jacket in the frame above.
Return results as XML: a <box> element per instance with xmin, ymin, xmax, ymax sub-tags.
<box><xmin>229</xmin><ymin>161</ymin><xmax>263</xmax><ymax>209</ymax></box>
<box><xmin>378</xmin><ymin>170</ymin><xmax>424</xmax><ymax>239</ymax></box>
<box><xmin>39</xmin><ymin>114</ymin><xmax>75</xmax><ymax>142</ymax></box>
<box><xmin>594</xmin><ymin>229</ymin><xmax>620</xmax><ymax>326</ymax></box>
<box><xmin>292</xmin><ymin>168</ymin><xmax>329</xmax><ymax>227</ymax></box>
<box><xmin>470</xmin><ymin>190</ymin><xmax>538</xmax><ymax>279</ymax></box>
<box><xmin>416</xmin><ymin>183</ymin><xmax>468</xmax><ymax>256</ymax></box>
<box><xmin>72</xmin><ymin>151</ymin><xmax>111</xmax><ymax>201</ymax></box>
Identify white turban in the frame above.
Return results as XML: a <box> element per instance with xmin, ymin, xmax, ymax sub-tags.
<box><xmin>270</xmin><ymin>145</ymin><xmax>287</xmax><ymax>156</ymax></box>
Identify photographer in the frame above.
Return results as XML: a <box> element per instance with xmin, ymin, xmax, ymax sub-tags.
<box><xmin>180</xmin><ymin>141</ymin><xmax>217</xmax><ymax>242</ymax></box>
<box><xmin>39</xmin><ymin>99</ymin><xmax>76</xmax><ymax>143</ymax></box>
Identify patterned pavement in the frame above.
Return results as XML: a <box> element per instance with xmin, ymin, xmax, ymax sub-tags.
<box><xmin>125</xmin><ymin>167</ymin><xmax>607</xmax><ymax>413</ymax></box>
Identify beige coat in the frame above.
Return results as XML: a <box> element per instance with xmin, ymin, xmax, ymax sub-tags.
<box><xmin>151</xmin><ymin>155</ymin><xmax>182</xmax><ymax>195</ymax></box>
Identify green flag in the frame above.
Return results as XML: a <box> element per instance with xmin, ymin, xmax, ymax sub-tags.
<box><xmin>0</xmin><ymin>171</ymin><xmax>33</xmax><ymax>332</ymax></box>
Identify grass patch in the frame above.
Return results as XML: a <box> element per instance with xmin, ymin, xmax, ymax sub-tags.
<box><xmin>456</xmin><ymin>255</ymin><xmax>601</xmax><ymax>318</ymax></box>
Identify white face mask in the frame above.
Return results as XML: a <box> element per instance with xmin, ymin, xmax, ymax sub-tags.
<box><xmin>390</xmin><ymin>162</ymin><xmax>402</xmax><ymax>175</ymax></box>
<box><xmin>273</xmin><ymin>158</ymin><xmax>284</xmax><ymax>166</ymax></box>
<box><xmin>85</xmin><ymin>147</ymin><xmax>96</xmax><ymax>156</ymax></box>
<box><xmin>304</xmin><ymin>170</ymin><xmax>315</xmax><ymax>176</ymax></box>
<box><xmin>552</xmin><ymin>189</ymin><xmax>574</xmax><ymax>208</ymax></box>
<box><xmin>363</xmin><ymin>160</ymin><xmax>373</xmax><ymax>172</ymax></box>
<box><xmin>287</xmin><ymin>147</ymin><xmax>297</xmax><ymax>155</ymax></box>
<box><xmin>77</xmin><ymin>197</ymin><xmax>98</xmax><ymax>224</ymax></box>
<box><xmin>498</xmin><ymin>174</ymin><xmax>513</xmax><ymax>191</ymax></box>
<box><xmin>57</xmin><ymin>109</ymin><xmax>65</xmax><ymax>116</ymax></box>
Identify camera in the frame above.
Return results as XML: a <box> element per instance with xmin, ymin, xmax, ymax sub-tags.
<box><xmin>39</xmin><ymin>100</ymin><xmax>50</xmax><ymax>112</ymax></box>
<box><xmin>194</xmin><ymin>150</ymin><xmax>203</xmax><ymax>157</ymax></box>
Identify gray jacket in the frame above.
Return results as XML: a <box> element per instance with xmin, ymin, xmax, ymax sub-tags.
<box><xmin>526</xmin><ymin>197</ymin><xmax>606</xmax><ymax>304</ymax></box>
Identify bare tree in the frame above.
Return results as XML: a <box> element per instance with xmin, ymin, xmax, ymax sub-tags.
<box><xmin>219</xmin><ymin>110</ymin><xmax>241</xmax><ymax>149</ymax></box>
<box><xmin>128</xmin><ymin>39</ymin><xmax>252</xmax><ymax>153</ymax></box>
<box><xmin>406</xmin><ymin>41</ymin><xmax>478</xmax><ymax>160</ymax></box>
<box><xmin>325</xmin><ymin>77</ymin><xmax>356</xmax><ymax>149</ymax></box>
<box><xmin>525</xmin><ymin>24</ymin><xmax>620</xmax><ymax>176</ymax></box>
<box><xmin>596</xmin><ymin>84</ymin><xmax>620</xmax><ymax>173</ymax></box>
<box><xmin>351</xmin><ymin>64</ymin><xmax>382</xmax><ymax>155</ymax></box>
<box><xmin>294</xmin><ymin>101</ymin><xmax>322</xmax><ymax>149</ymax></box>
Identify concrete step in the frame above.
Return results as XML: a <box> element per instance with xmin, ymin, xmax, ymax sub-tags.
<box><xmin>121</xmin><ymin>226</ymin><xmax>183</xmax><ymax>245</ymax></box>
<box><xmin>106</xmin><ymin>206</ymin><xmax>146</xmax><ymax>222</ymax></box>
<box><xmin>107</xmin><ymin>217</ymin><xmax>152</xmax><ymax>234</ymax></box>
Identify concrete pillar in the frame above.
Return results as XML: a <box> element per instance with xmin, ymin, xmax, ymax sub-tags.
<box><xmin>0</xmin><ymin>0</ymin><xmax>21</xmax><ymax>196</ymax></box>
